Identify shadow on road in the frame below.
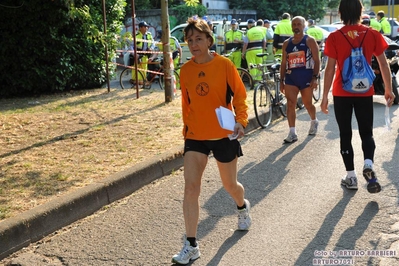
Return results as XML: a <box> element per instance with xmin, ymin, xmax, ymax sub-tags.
<box><xmin>206</xmin><ymin>230</ymin><xmax>249</xmax><ymax>265</ymax></box>
<box><xmin>332</xmin><ymin>201</ymin><xmax>380</xmax><ymax>264</ymax></box>
<box><xmin>294</xmin><ymin>192</ymin><xmax>379</xmax><ymax>265</ymax></box>
<box><xmin>195</xmin><ymin>130</ymin><xmax>313</xmax><ymax>242</ymax></box>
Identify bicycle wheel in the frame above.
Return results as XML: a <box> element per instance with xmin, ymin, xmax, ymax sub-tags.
<box><xmin>313</xmin><ymin>78</ymin><xmax>321</xmax><ymax>102</ymax></box>
<box><xmin>273</xmin><ymin>78</ymin><xmax>288</xmax><ymax>117</ymax></box>
<box><xmin>278</xmin><ymin>92</ymin><xmax>288</xmax><ymax>117</ymax></box>
<box><xmin>120</xmin><ymin>68</ymin><xmax>146</xmax><ymax>89</ymax></box>
<box><xmin>296</xmin><ymin>96</ymin><xmax>305</xmax><ymax>109</ymax></box>
<box><xmin>253</xmin><ymin>83</ymin><xmax>272</xmax><ymax>128</ymax></box>
<box><xmin>237</xmin><ymin>68</ymin><xmax>254</xmax><ymax>90</ymax></box>
<box><xmin>392</xmin><ymin>76</ymin><xmax>399</xmax><ymax>104</ymax></box>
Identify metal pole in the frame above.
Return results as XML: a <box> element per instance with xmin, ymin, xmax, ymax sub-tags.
<box><xmin>102</xmin><ymin>0</ymin><xmax>110</xmax><ymax>93</ymax></box>
<box><xmin>161</xmin><ymin>0</ymin><xmax>174</xmax><ymax>102</ymax></box>
<box><xmin>390</xmin><ymin>0</ymin><xmax>394</xmax><ymax>34</ymax></box>
<box><xmin>131</xmin><ymin>0</ymin><xmax>139</xmax><ymax>98</ymax></box>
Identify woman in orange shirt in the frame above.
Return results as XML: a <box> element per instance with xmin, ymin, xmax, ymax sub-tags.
<box><xmin>171</xmin><ymin>17</ymin><xmax>251</xmax><ymax>265</ymax></box>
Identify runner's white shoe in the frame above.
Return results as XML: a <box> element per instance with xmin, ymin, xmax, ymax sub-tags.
<box><xmin>171</xmin><ymin>240</ymin><xmax>200</xmax><ymax>264</ymax></box>
<box><xmin>284</xmin><ymin>132</ymin><xmax>298</xmax><ymax>143</ymax></box>
<box><xmin>341</xmin><ymin>175</ymin><xmax>358</xmax><ymax>190</ymax></box>
<box><xmin>308</xmin><ymin>120</ymin><xmax>319</xmax><ymax>135</ymax></box>
<box><xmin>237</xmin><ymin>199</ymin><xmax>252</xmax><ymax>230</ymax></box>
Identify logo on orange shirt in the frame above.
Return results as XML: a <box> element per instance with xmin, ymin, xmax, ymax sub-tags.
<box><xmin>196</xmin><ymin>82</ymin><xmax>209</xmax><ymax>96</ymax></box>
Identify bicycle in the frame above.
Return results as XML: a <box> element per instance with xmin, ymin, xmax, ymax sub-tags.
<box><xmin>312</xmin><ymin>49</ymin><xmax>327</xmax><ymax>102</ymax></box>
<box><xmin>250</xmin><ymin>53</ymin><xmax>287</xmax><ymax>128</ymax></box>
<box><xmin>223</xmin><ymin>48</ymin><xmax>254</xmax><ymax>90</ymax></box>
<box><xmin>120</xmin><ymin>57</ymin><xmax>180</xmax><ymax>91</ymax></box>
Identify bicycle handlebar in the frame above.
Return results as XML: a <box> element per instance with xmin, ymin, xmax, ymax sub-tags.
<box><xmin>222</xmin><ymin>47</ymin><xmax>239</xmax><ymax>57</ymax></box>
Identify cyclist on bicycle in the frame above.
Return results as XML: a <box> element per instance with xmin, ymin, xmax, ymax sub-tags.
<box><xmin>129</xmin><ymin>21</ymin><xmax>155</xmax><ymax>83</ymax></box>
<box><xmin>280</xmin><ymin>16</ymin><xmax>320</xmax><ymax>143</ymax></box>
<box><xmin>224</xmin><ymin>19</ymin><xmax>244</xmax><ymax>68</ymax></box>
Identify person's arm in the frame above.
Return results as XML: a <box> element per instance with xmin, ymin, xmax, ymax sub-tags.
<box><xmin>149</xmin><ymin>34</ymin><xmax>156</xmax><ymax>50</ymax></box>
<box><xmin>320</xmin><ymin>57</ymin><xmax>336</xmax><ymax>114</ymax></box>
<box><xmin>180</xmin><ymin>68</ymin><xmax>190</xmax><ymax>138</ymax></box>
<box><xmin>279</xmin><ymin>40</ymin><xmax>288</xmax><ymax>94</ymax></box>
<box><xmin>376</xmin><ymin>52</ymin><xmax>395</xmax><ymax>104</ymax></box>
<box><xmin>230</xmin><ymin>64</ymin><xmax>248</xmax><ymax>137</ymax></box>
<box><xmin>241</xmin><ymin>36</ymin><xmax>248</xmax><ymax>58</ymax></box>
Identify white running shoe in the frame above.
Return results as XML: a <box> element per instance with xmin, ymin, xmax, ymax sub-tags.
<box><xmin>308</xmin><ymin>120</ymin><xmax>319</xmax><ymax>135</ymax></box>
<box><xmin>341</xmin><ymin>175</ymin><xmax>358</xmax><ymax>190</ymax></box>
<box><xmin>171</xmin><ymin>240</ymin><xmax>200</xmax><ymax>264</ymax></box>
<box><xmin>237</xmin><ymin>199</ymin><xmax>252</xmax><ymax>230</ymax></box>
<box><xmin>284</xmin><ymin>132</ymin><xmax>298</xmax><ymax>143</ymax></box>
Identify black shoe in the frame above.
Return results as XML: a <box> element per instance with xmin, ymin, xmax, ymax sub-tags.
<box><xmin>363</xmin><ymin>167</ymin><xmax>381</xmax><ymax>193</ymax></box>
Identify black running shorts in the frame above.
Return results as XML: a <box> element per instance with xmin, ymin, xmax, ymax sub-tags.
<box><xmin>184</xmin><ymin>138</ymin><xmax>243</xmax><ymax>163</ymax></box>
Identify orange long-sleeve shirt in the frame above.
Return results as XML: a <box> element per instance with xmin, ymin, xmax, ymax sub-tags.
<box><xmin>180</xmin><ymin>53</ymin><xmax>248</xmax><ymax>140</ymax></box>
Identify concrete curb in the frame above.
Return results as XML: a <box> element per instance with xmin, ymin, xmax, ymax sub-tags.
<box><xmin>0</xmin><ymin>115</ymin><xmax>263</xmax><ymax>260</ymax></box>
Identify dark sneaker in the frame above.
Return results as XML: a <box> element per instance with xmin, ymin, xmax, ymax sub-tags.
<box><xmin>172</xmin><ymin>240</ymin><xmax>200</xmax><ymax>264</ymax></box>
<box><xmin>363</xmin><ymin>167</ymin><xmax>381</xmax><ymax>193</ymax></box>
<box><xmin>341</xmin><ymin>175</ymin><xmax>358</xmax><ymax>190</ymax></box>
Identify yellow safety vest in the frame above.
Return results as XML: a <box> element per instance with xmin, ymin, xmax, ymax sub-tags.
<box><xmin>136</xmin><ymin>31</ymin><xmax>154</xmax><ymax>51</ymax></box>
<box><xmin>225</xmin><ymin>30</ymin><xmax>244</xmax><ymax>51</ymax></box>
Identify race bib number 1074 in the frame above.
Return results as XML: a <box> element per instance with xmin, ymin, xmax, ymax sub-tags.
<box><xmin>288</xmin><ymin>51</ymin><xmax>305</xmax><ymax>68</ymax></box>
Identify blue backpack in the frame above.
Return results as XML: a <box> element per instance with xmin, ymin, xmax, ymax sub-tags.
<box><xmin>339</xmin><ymin>29</ymin><xmax>375</xmax><ymax>93</ymax></box>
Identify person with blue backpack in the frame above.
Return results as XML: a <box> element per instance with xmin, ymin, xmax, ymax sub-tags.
<box><xmin>320</xmin><ymin>0</ymin><xmax>395</xmax><ymax>194</ymax></box>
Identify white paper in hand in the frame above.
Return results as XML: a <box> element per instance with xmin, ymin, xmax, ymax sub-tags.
<box><xmin>385</xmin><ymin>101</ymin><xmax>391</xmax><ymax>131</ymax></box>
<box><xmin>215</xmin><ymin>106</ymin><xmax>235</xmax><ymax>132</ymax></box>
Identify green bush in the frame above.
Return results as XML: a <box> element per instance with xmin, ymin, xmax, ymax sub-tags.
<box><xmin>171</xmin><ymin>4</ymin><xmax>207</xmax><ymax>25</ymax></box>
<box><xmin>0</xmin><ymin>0</ymin><xmax>125</xmax><ymax>97</ymax></box>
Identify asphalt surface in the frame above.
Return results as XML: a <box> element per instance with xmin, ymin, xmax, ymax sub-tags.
<box><xmin>1</xmin><ymin>90</ymin><xmax>399</xmax><ymax>265</ymax></box>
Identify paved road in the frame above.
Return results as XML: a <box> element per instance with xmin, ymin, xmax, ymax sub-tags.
<box><xmin>2</xmin><ymin>95</ymin><xmax>399</xmax><ymax>266</ymax></box>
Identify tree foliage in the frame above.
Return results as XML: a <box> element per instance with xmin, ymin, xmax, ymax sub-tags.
<box><xmin>229</xmin><ymin>0</ymin><xmax>329</xmax><ymax>21</ymax></box>
<box><xmin>171</xmin><ymin>4</ymin><xmax>207</xmax><ymax>25</ymax></box>
<box><xmin>327</xmin><ymin>0</ymin><xmax>340</xmax><ymax>9</ymax></box>
<box><xmin>0</xmin><ymin>0</ymin><xmax>125</xmax><ymax>97</ymax></box>
<box><xmin>126</xmin><ymin>0</ymin><xmax>182</xmax><ymax>11</ymax></box>
<box><xmin>183</xmin><ymin>0</ymin><xmax>201</xmax><ymax>7</ymax></box>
